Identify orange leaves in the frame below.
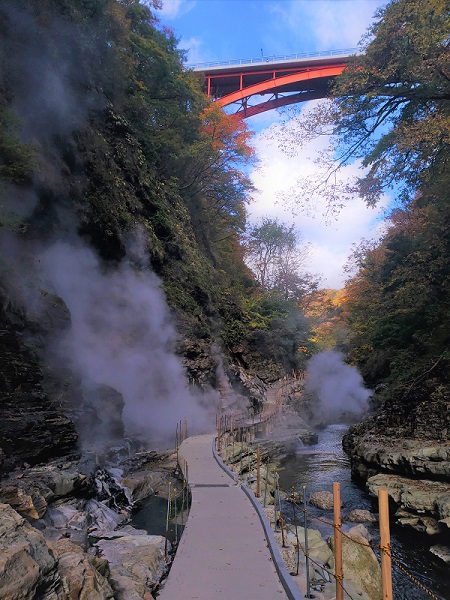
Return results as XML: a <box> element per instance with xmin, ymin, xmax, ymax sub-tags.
<box><xmin>201</xmin><ymin>103</ymin><xmax>255</xmax><ymax>162</ymax></box>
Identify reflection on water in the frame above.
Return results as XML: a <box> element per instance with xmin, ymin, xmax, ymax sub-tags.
<box><xmin>277</xmin><ymin>424</ymin><xmax>450</xmax><ymax>600</ymax></box>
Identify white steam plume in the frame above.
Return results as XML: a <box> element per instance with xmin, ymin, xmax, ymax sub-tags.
<box><xmin>39</xmin><ymin>241</ymin><xmax>216</xmax><ymax>445</ymax></box>
<box><xmin>304</xmin><ymin>350</ymin><xmax>371</xmax><ymax>424</ymax></box>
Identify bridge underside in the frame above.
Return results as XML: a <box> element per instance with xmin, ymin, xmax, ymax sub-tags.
<box><xmin>196</xmin><ymin>58</ymin><xmax>348</xmax><ymax>118</ymax></box>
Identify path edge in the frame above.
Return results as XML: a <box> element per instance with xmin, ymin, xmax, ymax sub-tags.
<box><xmin>212</xmin><ymin>438</ymin><xmax>305</xmax><ymax>600</ymax></box>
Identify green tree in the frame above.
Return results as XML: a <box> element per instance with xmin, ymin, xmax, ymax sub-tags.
<box><xmin>245</xmin><ymin>217</ymin><xmax>319</xmax><ymax>299</ymax></box>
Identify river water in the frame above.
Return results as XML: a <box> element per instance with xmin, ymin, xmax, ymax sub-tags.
<box><xmin>277</xmin><ymin>424</ymin><xmax>450</xmax><ymax>600</ymax></box>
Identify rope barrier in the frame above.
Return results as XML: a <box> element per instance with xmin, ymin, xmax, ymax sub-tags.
<box><xmin>389</xmin><ymin>553</ymin><xmax>442</xmax><ymax>600</ymax></box>
<box><xmin>218</xmin><ymin>432</ymin><xmax>444</xmax><ymax>600</ymax></box>
<box><xmin>290</xmin><ymin>529</ymin><xmax>360</xmax><ymax>600</ymax></box>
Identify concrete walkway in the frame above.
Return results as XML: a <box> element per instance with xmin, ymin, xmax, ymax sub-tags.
<box><xmin>159</xmin><ymin>434</ymin><xmax>288</xmax><ymax>600</ymax></box>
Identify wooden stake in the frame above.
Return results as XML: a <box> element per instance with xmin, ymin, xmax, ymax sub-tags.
<box><xmin>183</xmin><ymin>417</ymin><xmax>187</xmax><ymax>441</ymax></box>
<box><xmin>217</xmin><ymin>419</ymin><xmax>221</xmax><ymax>452</ymax></box>
<box><xmin>256</xmin><ymin>446</ymin><xmax>261</xmax><ymax>498</ymax></box>
<box><xmin>378</xmin><ymin>488</ymin><xmax>393</xmax><ymax>600</ymax></box>
<box><xmin>333</xmin><ymin>482</ymin><xmax>344</xmax><ymax>600</ymax></box>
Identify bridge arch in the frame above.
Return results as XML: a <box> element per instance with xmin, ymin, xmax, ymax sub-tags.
<box><xmin>191</xmin><ymin>51</ymin><xmax>354</xmax><ymax>118</ymax></box>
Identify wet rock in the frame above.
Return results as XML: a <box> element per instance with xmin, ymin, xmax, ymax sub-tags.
<box><xmin>395</xmin><ymin>507</ymin><xmax>441</xmax><ymax>534</ymax></box>
<box><xmin>297</xmin><ymin>429</ymin><xmax>318</xmax><ymax>445</ymax></box>
<box><xmin>310</xmin><ymin>491</ymin><xmax>334</xmax><ymax>510</ymax></box>
<box><xmin>95</xmin><ymin>530</ymin><xmax>168</xmax><ymax>599</ymax></box>
<box><xmin>344</xmin><ymin>509</ymin><xmax>377</xmax><ymax>523</ymax></box>
<box><xmin>430</xmin><ymin>544</ymin><xmax>450</xmax><ymax>564</ymax></box>
<box><xmin>0</xmin><ymin>503</ymin><xmax>62</xmax><ymax>599</ymax></box>
<box><xmin>54</xmin><ymin>538</ymin><xmax>114</xmax><ymax>599</ymax></box>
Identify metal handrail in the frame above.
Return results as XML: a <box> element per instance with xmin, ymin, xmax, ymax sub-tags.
<box><xmin>187</xmin><ymin>48</ymin><xmax>358</xmax><ymax>70</ymax></box>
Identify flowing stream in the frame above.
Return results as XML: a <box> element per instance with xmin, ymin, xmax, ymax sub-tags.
<box><xmin>277</xmin><ymin>424</ymin><xmax>450</xmax><ymax>600</ymax></box>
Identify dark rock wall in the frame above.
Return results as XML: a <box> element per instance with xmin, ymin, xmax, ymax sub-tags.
<box><xmin>0</xmin><ymin>289</ymin><xmax>78</xmax><ymax>472</ymax></box>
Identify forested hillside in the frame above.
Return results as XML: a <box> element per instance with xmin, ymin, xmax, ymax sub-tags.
<box><xmin>0</xmin><ymin>0</ymin><xmax>313</xmax><ymax>470</ymax></box>
<box><xmin>323</xmin><ymin>0</ymin><xmax>450</xmax><ymax>464</ymax></box>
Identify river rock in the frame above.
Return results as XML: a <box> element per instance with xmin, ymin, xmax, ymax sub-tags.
<box><xmin>95</xmin><ymin>530</ymin><xmax>168</xmax><ymax>599</ymax></box>
<box><xmin>298</xmin><ymin>429</ymin><xmax>319</xmax><ymax>445</ymax></box>
<box><xmin>395</xmin><ymin>509</ymin><xmax>441</xmax><ymax>535</ymax></box>
<box><xmin>366</xmin><ymin>473</ymin><xmax>450</xmax><ymax>518</ymax></box>
<box><xmin>330</xmin><ymin>524</ymin><xmax>382</xmax><ymax>600</ymax></box>
<box><xmin>430</xmin><ymin>544</ymin><xmax>450</xmax><ymax>564</ymax></box>
<box><xmin>54</xmin><ymin>538</ymin><xmax>114</xmax><ymax>599</ymax></box>
<box><xmin>0</xmin><ymin>503</ymin><xmax>62</xmax><ymax>599</ymax></box>
<box><xmin>310</xmin><ymin>491</ymin><xmax>334</xmax><ymax>510</ymax></box>
<box><xmin>344</xmin><ymin>509</ymin><xmax>377</xmax><ymax>523</ymax></box>
<box><xmin>121</xmin><ymin>470</ymin><xmax>166</xmax><ymax>502</ymax></box>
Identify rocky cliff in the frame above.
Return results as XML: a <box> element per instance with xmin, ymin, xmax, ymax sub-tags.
<box><xmin>343</xmin><ymin>395</ymin><xmax>450</xmax><ymax>536</ymax></box>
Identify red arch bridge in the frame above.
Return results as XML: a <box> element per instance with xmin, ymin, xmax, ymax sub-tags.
<box><xmin>190</xmin><ymin>49</ymin><xmax>355</xmax><ymax>118</ymax></box>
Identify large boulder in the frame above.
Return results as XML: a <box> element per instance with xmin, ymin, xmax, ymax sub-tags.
<box><xmin>330</xmin><ymin>525</ymin><xmax>382</xmax><ymax>600</ymax></box>
<box><xmin>310</xmin><ymin>490</ymin><xmax>334</xmax><ymax>510</ymax></box>
<box><xmin>0</xmin><ymin>503</ymin><xmax>62</xmax><ymax>599</ymax></box>
<box><xmin>343</xmin><ymin>432</ymin><xmax>450</xmax><ymax>482</ymax></box>
<box><xmin>0</xmin><ymin>463</ymin><xmax>90</xmax><ymax>519</ymax></box>
<box><xmin>344</xmin><ymin>509</ymin><xmax>377</xmax><ymax>523</ymax></box>
<box><xmin>95</xmin><ymin>529</ymin><xmax>168</xmax><ymax>600</ymax></box>
<box><xmin>54</xmin><ymin>538</ymin><xmax>114</xmax><ymax>599</ymax></box>
<box><xmin>121</xmin><ymin>470</ymin><xmax>167</xmax><ymax>502</ymax></box>
<box><xmin>366</xmin><ymin>473</ymin><xmax>450</xmax><ymax>522</ymax></box>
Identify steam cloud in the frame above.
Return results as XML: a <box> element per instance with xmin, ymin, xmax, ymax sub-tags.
<box><xmin>0</xmin><ymin>229</ymin><xmax>217</xmax><ymax>449</ymax></box>
<box><xmin>38</xmin><ymin>240</ymin><xmax>216</xmax><ymax>446</ymax></box>
<box><xmin>304</xmin><ymin>350</ymin><xmax>371</xmax><ymax>424</ymax></box>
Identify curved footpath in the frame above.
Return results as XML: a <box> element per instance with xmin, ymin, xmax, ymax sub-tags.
<box><xmin>159</xmin><ymin>434</ymin><xmax>303</xmax><ymax>600</ymax></box>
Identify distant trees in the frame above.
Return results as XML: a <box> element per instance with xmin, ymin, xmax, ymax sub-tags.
<box><xmin>245</xmin><ymin>217</ymin><xmax>319</xmax><ymax>300</ymax></box>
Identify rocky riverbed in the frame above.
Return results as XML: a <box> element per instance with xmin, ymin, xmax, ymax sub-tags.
<box><xmin>343</xmin><ymin>428</ymin><xmax>450</xmax><ymax>544</ymax></box>
<box><xmin>218</xmin><ymin>425</ymin><xmax>383</xmax><ymax>600</ymax></box>
<box><xmin>0</xmin><ymin>447</ymin><xmax>183</xmax><ymax>599</ymax></box>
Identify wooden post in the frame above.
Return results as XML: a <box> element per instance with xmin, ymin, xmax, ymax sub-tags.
<box><xmin>333</xmin><ymin>482</ymin><xmax>344</xmax><ymax>600</ymax></box>
<box><xmin>183</xmin><ymin>417</ymin><xmax>187</xmax><ymax>441</ymax></box>
<box><xmin>256</xmin><ymin>446</ymin><xmax>261</xmax><ymax>497</ymax></box>
<box><xmin>378</xmin><ymin>489</ymin><xmax>393</xmax><ymax>600</ymax></box>
<box><xmin>217</xmin><ymin>418</ymin><xmax>221</xmax><ymax>452</ymax></box>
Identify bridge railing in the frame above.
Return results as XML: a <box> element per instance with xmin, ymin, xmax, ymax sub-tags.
<box><xmin>187</xmin><ymin>48</ymin><xmax>358</xmax><ymax>70</ymax></box>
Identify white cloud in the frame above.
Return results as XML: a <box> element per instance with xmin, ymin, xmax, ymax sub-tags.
<box><xmin>269</xmin><ymin>0</ymin><xmax>385</xmax><ymax>50</ymax></box>
<box><xmin>158</xmin><ymin>0</ymin><xmax>195</xmax><ymax>19</ymax></box>
<box><xmin>181</xmin><ymin>36</ymin><xmax>207</xmax><ymax>65</ymax></box>
<box><xmin>248</xmin><ymin>101</ymin><xmax>390</xmax><ymax>289</ymax></box>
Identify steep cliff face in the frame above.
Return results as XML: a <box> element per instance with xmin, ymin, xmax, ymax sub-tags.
<box><xmin>0</xmin><ymin>288</ymin><xmax>78</xmax><ymax>471</ymax></box>
<box><xmin>0</xmin><ymin>0</ymin><xmax>272</xmax><ymax>472</ymax></box>
<box><xmin>343</xmin><ymin>393</ymin><xmax>450</xmax><ymax>482</ymax></box>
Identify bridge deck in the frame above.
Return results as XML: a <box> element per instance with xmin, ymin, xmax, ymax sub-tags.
<box><xmin>159</xmin><ymin>434</ymin><xmax>289</xmax><ymax>600</ymax></box>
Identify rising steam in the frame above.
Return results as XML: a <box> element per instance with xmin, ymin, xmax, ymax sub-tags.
<box><xmin>304</xmin><ymin>350</ymin><xmax>371</xmax><ymax>424</ymax></box>
<box><xmin>38</xmin><ymin>240</ymin><xmax>216</xmax><ymax>446</ymax></box>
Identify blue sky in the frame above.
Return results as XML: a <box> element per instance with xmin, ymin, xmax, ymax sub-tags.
<box><xmin>155</xmin><ymin>0</ymin><xmax>389</xmax><ymax>288</ymax></box>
